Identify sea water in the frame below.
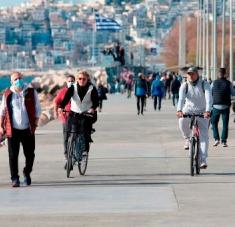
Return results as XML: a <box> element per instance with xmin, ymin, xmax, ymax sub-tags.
<box><xmin>0</xmin><ymin>76</ymin><xmax>34</xmax><ymax>92</ymax></box>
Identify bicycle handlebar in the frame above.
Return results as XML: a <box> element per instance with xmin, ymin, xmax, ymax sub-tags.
<box><xmin>183</xmin><ymin>114</ymin><xmax>204</xmax><ymax>118</ymax></box>
<box><xmin>62</xmin><ymin>110</ymin><xmax>95</xmax><ymax>118</ymax></box>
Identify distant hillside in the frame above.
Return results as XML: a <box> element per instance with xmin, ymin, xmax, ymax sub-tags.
<box><xmin>105</xmin><ymin>0</ymin><xmax>143</xmax><ymax>5</ymax></box>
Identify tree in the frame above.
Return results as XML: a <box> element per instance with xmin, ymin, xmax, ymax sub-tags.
<box><xmin>160</xmin><ymin>16</ymin><xmax>233</xmax><ymax>70</ymax></box>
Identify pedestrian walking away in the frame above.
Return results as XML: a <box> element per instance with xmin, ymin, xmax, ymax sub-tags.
<box><xmin>177</xmin><ymin>66</ymin><xmax>212</xmax><ymax>169</ymax></box>
<box><xmin>97</xmin><ymin>82</ymin><xmax>108</xmax><ymax>112</ymax></box>
<box><xmin>211</xmin><ymin>68</ymin><xmax>235</xmax><ymax>147</ymax></box>
<box><xmin>170</xmin><ymin>74</ymin><xmax>181</xmax><ymax>107</ymax></box>
<box><xmin>54</xmin><ymin>74</ymin><xmax>75</xmax><ymax>160</ymax></box>
<box><xmin>0</xmin><ymin>72</ymin><xmax>41</xmax><ymax>187</ymax></box>
<box><xmin>151</xmin><ymin>74</ymin><xmax>164</xmax><ymax>111</ymax></box>
<box><xmin>135</xmin><ymin>73</ymin><xmax>148</xmax><ymax>115</ymax></box>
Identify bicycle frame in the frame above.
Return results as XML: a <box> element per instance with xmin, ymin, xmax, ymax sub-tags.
<box><xmin>66</xmin><ymin>111</ymin><xmax>93</xmax><ymax>177</ymax></box>
<box><xmin>183</xmin><ymin>114</ymin><xmax>204</xmax><ymax>176</ymax></box>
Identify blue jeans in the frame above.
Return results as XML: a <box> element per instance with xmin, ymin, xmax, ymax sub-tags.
<box><xmin>211</xmin><ymin>107</ymin><xmax>230</xmax><ymax>143</ymax></box>
<box><xmin>172</xmin><ymin>93</ymin><xmax>179</xmax><ymax>106</ymax></box>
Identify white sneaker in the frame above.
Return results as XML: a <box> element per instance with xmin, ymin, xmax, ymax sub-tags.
<box><xmin>184</xmin><ymin>140</ymin><xmax>189</xmax><ymax>150</ymax></box>
<box><xmin>213</xmin><ymin>140</ymin><xmax>220</xmax><ymax>147</ymax></box>
<box><xmin>200</xmin><ymin>162</ymin><xmax>208</xmax><ymax>169</ymax></box>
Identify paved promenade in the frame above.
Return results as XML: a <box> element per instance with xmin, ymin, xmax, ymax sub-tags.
<box><xmin>0</xmin><ymin>94</ymin><xmax>235</xmax><ymax>227</ymax></box>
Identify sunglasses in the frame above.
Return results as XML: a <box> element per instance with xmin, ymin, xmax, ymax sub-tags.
<box><xmin>78</xmin><ymin>78</ymin><xmax>87</xmax><ymax>81</ymax></box>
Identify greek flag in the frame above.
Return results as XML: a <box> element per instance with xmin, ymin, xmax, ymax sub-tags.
<box><xmin>95</xmin><ymin>14</ymin><xmax>121</xmax><ymax>31</ymax></box>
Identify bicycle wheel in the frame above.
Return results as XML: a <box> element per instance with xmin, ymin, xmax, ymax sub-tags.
<box><xmin>78</xmin><ymin>143</ymin><xmax>89</xmax><ymax>176</ymax></box>
<box><xmin>190</xmin><ymin>138</ymin><xmax>195</xmax><ymax>176</ymax></box>
<box><xmin>66</xmin><ymin>135</ymin><xmax>75</xmax><ymax>178</ymax></box>
<box><xmin>195</xmin><ymin>138</ymin><xmax>200</xmax><ymax>175</ymax></box>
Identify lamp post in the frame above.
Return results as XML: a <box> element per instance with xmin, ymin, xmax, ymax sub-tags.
<box><xmin>221</xmin><ymin>0</ymin><xmax>226</xmax><ymax>68</ymax></box>
<box><xmin>212</xmin><ymin>0</ymin><xmax>217</xmax><ymax>81</ymax></box>
<box><xmin>230</xmin><ymin>0</ymin><xmax>233</xmax><ymax>82</ymax></box>
<box><xmin>178</xmin><ymin>15</ymin><xmax>186</xmax><ymax>68</ymax></box>
<box><xmin>206</xmin><ymin>0</ymin><xmax>210</xmax><ymax>80</ymax></box>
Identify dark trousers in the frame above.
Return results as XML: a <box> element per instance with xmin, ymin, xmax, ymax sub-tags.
<box><xmin>211</xmin><ymin>107</ymin><xmax>230</xmax><ymax>143</ymax></box>
<box><xmin>153</xmin><ymin>96</ymin><xmax>162</xmax><ymax>110</ymax></box>
<box><xmin>98</xmin><ymin>99</ymin><xmax>103</xmax><ymax>110</ymax></box>
<box><xmin>63</xmin><ymin>123</ymin><xmax>69</xmax><ymax>155</ymax></box>
<box><xmin>136</xmin><ymin>96</ymin><xmax>145</xmax><ymax>114</ymax></box>
<box><xmin>126</xmin><ymin>84</ymin><xmax>132</xmax><ymax>98</ymax></box>
<box><xmin>7</xmin><ymin>128</ymin><xmax>35</xmax><ymax>181</ymax></box>
<box><xmin>172</xmin><ymin>93</ymin><xmax>179</xmax><ymax>106</ymax></box>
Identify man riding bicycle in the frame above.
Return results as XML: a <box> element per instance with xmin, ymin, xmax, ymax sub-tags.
<box><xmin>59</xmin><ymin>70</ymin><xmax>99</xmax><ymax>159</ymax></box>
<box><xmin>177</xmin><ymin>66</ymin><xmax>212</xmax><ymax>169</ymax></box>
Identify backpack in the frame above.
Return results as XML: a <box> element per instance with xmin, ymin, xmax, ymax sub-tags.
<box><xmin>185</xmin><ymin>80</ymin><xmax>205</xmax><ymax>95</ymax></box>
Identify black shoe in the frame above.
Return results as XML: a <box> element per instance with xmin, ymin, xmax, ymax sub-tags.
<box><xmin>64</xmin><ymin>161</ymin><xmax>73</xmax><ymax>170</ymax></box>
<box><xmin>23</xmin><ymin>175</ymin><xmax>31</xmax><ymax>186</ymax></box>
<box><xmin>88</xmin><ymin>136</ymin><xmax>93</xmax><ymax>143</ymax></box>
<box><xmin>12</xmin><ymin>178</ymin><xmax>20</xmax><ymax>188</ymax></box>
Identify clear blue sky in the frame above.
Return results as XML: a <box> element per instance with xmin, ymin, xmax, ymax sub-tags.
<box><xmin>0</xmin><ymin>0</ymin><xmax>24</xmax><ymax>7</ymax></box>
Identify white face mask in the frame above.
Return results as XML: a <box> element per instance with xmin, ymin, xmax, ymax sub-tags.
<box><xmin>67</xmin><ymin>82</ymin><xmax>74</xmax><ymax>88</ymax></box>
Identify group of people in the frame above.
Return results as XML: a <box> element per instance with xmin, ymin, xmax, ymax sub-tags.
<box><xmin>0</xmin><ymin>70</ymin><xmax>100</xmax><ymax>187</ymax></box>
<box><xmin>0</xmin><ymin>65</ymin><xmax>234</xmax><ymax>187</ymax></box>
<box><xmin>177</xmin><ymin>66</ymin><xmax>234</xmax><ymax>169</ymax></box>
<box><xmin>134</xmin><ymin>71</ymin><xmax>182</xmax><ymax>115</ymax></box>
<box><xmin>133</xmin><ymin>66</ymin><xmax>235</xmax><ymax>169</ymax></box>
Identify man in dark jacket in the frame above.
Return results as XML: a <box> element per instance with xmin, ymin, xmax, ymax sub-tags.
<box><xmin>170</xmin><ymin>75</ymin><xmax>181</xmax><ymax>106</ymax></box>
<box><xmin>211</xmin><ymin>68</ymin><xmax>235</xmax><ymax>147</ymax></box>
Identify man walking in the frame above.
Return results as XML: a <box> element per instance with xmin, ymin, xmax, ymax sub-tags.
<box><xmin>170</xmin><ymin>74</ymin><xmax>181</xmax><ymax>107</ymax></box>
<box><xmin>211</xmin><ymin>68</ymin><xmax>235</xmax><ymax>147</ymax></box>
<box><xmin>151</xmin><ymin>75</ymin><xmax>164</xmax><ymax>111</ymax></box>
<box><xmin>0</xmin><ymin>72</ymin><xmax>41</xmax><ymax>187</ymax></box>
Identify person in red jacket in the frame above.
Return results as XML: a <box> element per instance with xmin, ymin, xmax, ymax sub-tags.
<box><xmin>0</xmin><ymin>72</ymin><xmax>41</xmax><ymax>187</ymax></box>
<box><xmin>54</xmin><ymin>75</ymin><xmax>75</xmax><ymax>160</ymax></box>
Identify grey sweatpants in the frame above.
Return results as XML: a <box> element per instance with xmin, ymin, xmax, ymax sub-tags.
<box><xmin>179</xmin><ymin>117</ymin><xmax>209</xmax><ymax>162</ymax></box>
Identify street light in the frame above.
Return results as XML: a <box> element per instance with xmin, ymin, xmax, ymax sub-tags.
<box><xmin>230</xmin><ymin>0</ymin><xmax>233</xmax><ymax>82</ymax></box>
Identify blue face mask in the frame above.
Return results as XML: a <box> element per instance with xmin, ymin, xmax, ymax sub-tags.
<box><xmin>14</xmin><ymin>79</ymin><xmax>24</xmax><ymax>89</ymax></box>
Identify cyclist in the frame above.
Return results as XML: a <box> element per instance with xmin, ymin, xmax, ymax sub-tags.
<box><xmin>54</xmin><ymin>74</ymin><xmax>75</xmax><ymax>160</ymax></box>
<box><xmin>59</xmin><ymin>70</ymin><xmax>99</xmax><ymax>158</ymax></box>
<box><xmin>177</xmin><ymin>66</ymin><xmax>212</xmax><ymax>169</ymax></box>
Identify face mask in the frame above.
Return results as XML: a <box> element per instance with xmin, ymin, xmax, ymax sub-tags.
<box><xmin>14</xmin><ymin>79</ymin><xmax>24</xmax><ymax>89</ymax></box>
<box><xmin>67</xmin><ymin>82</ymin><xmax>74</xmax><ymax>88</ymax></box>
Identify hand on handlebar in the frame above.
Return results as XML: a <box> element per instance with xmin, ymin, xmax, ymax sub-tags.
<box><xmin>176</xmin><ymin>111</ymin><xmax>183</xmax><ymax>118</ymax></box>
<box><xmin>203</xmin><ymin>111</ymin><xmax>210</xmax><ymax>119</ymax></box>
<box><xmin>87</xmin><ymin>108</ymin><xmax>95</xmax><ymax>114</ymax></box>
<box><xmin>0</xmin><ymin>126</ymin><xmax>5</xmax><ymax>136</ymax></box>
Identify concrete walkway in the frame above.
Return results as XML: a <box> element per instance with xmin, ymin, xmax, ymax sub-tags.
<box><xmin>0</xmin><ymin>94</ymin><xmax>235</xmax><ymax>227</ymax></box>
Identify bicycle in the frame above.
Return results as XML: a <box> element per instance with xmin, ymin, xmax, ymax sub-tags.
<box><xmin>66</xmin><ymin>112</ymin><xmax>94</xmax><ymax>178</ymax></box>
<box><xmin>183</xmin><ymin>114</ymin><xmax>204</xmax><ymax>176</ymax></box>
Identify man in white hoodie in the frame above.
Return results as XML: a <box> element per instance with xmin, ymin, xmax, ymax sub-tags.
<box><xmin>177</xmin><ymin>67</ymin><xmax>212</xmax><ymax>169</ymax></box>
